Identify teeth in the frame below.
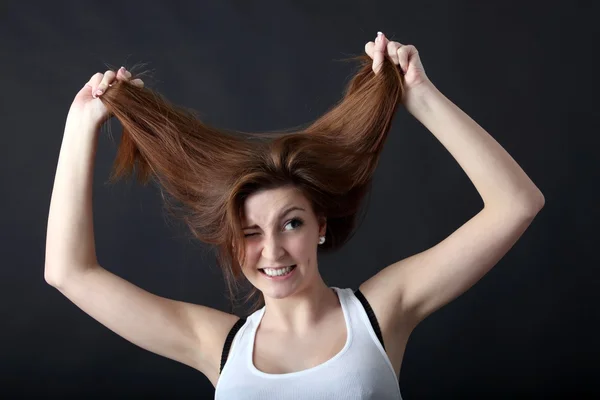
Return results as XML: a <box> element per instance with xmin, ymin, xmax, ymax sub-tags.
<box><xmin>263</xmin><ymin>265</ymin><xmax>294</xmax><ymax>276</ymax></box>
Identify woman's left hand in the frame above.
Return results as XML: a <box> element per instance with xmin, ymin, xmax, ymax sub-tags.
<box><xmin>365</xmin><ymin>32</ymin><xmax>432</xmax><ymax>103</ymax></box>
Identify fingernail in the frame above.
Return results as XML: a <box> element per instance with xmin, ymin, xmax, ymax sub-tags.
<box><xmin>95</xmin><ymin>89</ymin><xmax>103</xmax><ymax>97</ymax></box>
<box><xmin>376</xmin><ymin>31</ymin><xmax>383</xmax><ymax>43</ymax></box>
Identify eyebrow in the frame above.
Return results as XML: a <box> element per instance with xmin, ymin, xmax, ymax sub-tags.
<box><xmin>242</xmin><ymin>206</ymin><xmax>306</xmax><ymax>230</ymax></box>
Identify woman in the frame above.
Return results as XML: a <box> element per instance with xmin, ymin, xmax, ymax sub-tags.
<box><xmin>44</xmin><ymin>32</ymin><xmax>544</xmax><ymax>399</ymax></box>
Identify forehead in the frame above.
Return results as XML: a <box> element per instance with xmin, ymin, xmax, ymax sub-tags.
<box><xmin>242</xmin><ymin>186</ymin><xmax>308</xmax><ymax>222</ymax></box>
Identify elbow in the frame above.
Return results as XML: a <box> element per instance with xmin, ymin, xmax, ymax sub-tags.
<box><xmin>486</xmin><ymin>190</ymin><xmax>545</xmax><ymax>218</ymax></box>
<box><xmin>517</xmin><ymin>192</ymin><xmax>545</xmax><ymax>218</ymax></box>
<box><xmin>44</xmin><ymin>266</ymin><xmax>61</xmax><ymax>288</ymax></box>
<box><xmin>44</xmin><ymin>261</ymin><xmax>97</xmax><ymax>288</ymax></box>
<box><xmin>44</xmin><ymin>262</ymin><xmax>70</xmax><ymax>288</ymax></box>
<box><xmin>525</xmin><ymin>190</ymin><xmax>545</xmax><ymax>215</ymax></box>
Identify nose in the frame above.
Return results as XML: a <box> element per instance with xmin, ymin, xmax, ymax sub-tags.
<box><xmin>261</xmin><ymin>234</ymin><xmax>286</xmax><ymax>262</ymax></box>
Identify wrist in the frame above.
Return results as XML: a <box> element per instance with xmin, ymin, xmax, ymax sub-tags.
<box><xmin>403</xmin><ymin>80</ymin><xmax>438</xmax><ymax>115</ymax></box>
<box><xmin>64</xmin><ymin>112</ymin><xmax>101</xmax><ymax>138</ymax></box>
<box><xmin>62</xmin><ymin>117</ymin><xmax>101</xmax><ymax>157</ymax></box>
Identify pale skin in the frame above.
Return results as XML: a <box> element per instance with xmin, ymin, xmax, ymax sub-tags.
<box><xmin>239</xmin><ymin>185</ymin><xmax>333</xmax><ymax>337</ymax></box>
<box><xmin>238</xmin><ymin>32</ymin><xmax>545</xmax><ymax>375</ymax></box>
<box><xmin>46</xmin><ymin>32</ymin><xmax>544</xmax><ymax>386</ymax></box>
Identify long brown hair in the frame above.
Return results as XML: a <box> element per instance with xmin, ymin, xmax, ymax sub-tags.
<box><xmin>98</xmin><ymin>53</ymin><xmax>405</xmax><ymax>315</ymax></box>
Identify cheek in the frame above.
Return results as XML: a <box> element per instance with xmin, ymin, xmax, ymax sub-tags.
<box><xmin>239</xmin><ymin>245</ymin><xmax>260</xmax><ymax>273</ymax></box>
<box><xmin>289</xmin><ymin>239</ymin><xmax>317</xmax><ymax>268</ymax></box>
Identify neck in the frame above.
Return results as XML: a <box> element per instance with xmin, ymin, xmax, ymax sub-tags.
<box><xmin>261</xmin><ymin>279</ymin><xmax>339</xmax><ymax>336</ymax></box>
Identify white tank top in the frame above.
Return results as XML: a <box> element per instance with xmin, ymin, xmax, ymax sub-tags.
<box><xmin>215</xmin><ymin>286</ymin><xmax>403</xmax><ymax>399</ymax></box>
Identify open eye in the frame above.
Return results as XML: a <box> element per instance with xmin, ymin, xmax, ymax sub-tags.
<box><xmin>284</xmin><ymin>217</ymin><xmax>304</xmax><ymax>231</ymax></box>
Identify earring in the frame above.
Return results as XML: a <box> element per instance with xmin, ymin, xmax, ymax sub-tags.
<box><xmin>319</xmin><ymin>236</ymin><xmax>326</xmax><ymax>245</ymax></box>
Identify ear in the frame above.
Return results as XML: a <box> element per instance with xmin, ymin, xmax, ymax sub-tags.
<box><xmin>318</xmin><ymin>214</ymin><xmax>327</xmax><ymax>236</ymax></box>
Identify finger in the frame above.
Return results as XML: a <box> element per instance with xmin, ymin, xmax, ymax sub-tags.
<box><xmin>94</xmin><ymin>70</ymin><xmax>116</xmax><ymax>98</ymax></box>
<box><xmin>396</xmin><ymin>47</ymin><xmax>407</xmax><ymax>75</ymax></box>
<box><xmin>130</xmin><ymin>78</ymin><xmax>144</xmax><ymax>88</ymax></box>
<box><xmin>372</xmin><ymin>32</ymin><xmax>387</xmax><ymax>74</ymax></box>
<box><xmin>387</xmin><ymin>42</ymin><xmax>402</xmax><ymax>65</ymax></box>
<box><xmin>85</xmin><ymin>72</ymin><xmax>103</xmax><ymax>92</ymax></box>
<box><xmin>397</xmin><ymin>45</ymin><xmax>413</xmax><ymax>75</ymax></box>
<box><xmin>116</xmin><ymin>66</ymin><xmax>132</xmax><ymax>81</ymax></box>
<box><xmin>364</xmin><ymin>41</ymin><xmax>375</xmax><ymax>59</ymax></box>
<box><xmin>108</xmin><ymin>67</ymin><xmax>131</xmax><ymax>88</ymax></box>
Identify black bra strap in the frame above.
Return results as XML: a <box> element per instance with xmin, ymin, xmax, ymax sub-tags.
<box><xmin>354</xmin><ymin>289</ymin><xmax>386</xmax><ymax>350</ymax></box>
<box><xmin>219</xmin><ymin>317</ymin><xmax>247</xmax><ymax>374</ymax></box>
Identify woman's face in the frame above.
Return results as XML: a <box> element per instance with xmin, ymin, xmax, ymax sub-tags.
<box><xmin>239</xmin><ymin>186</ymin><xmax>326</xmax><ymax>299</ymax></box>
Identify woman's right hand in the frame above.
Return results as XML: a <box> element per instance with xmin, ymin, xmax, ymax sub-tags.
<box><xmin>66</xmin><ymin>66</ymin><xmax>145</xmax><ymax>129</ymax></box>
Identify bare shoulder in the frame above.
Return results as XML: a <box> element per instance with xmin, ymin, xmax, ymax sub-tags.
<box><xmin>188</xmin><ymin>304</ymin><xmax>241</xmax><ymax>387</ymax></box>
<box><xmin>358</xmin><ymin>279</ymin><xmax>413</xmax><ymax>334</ymax></box>
<box><xmin>358</xmin><ymin>280</ymin><xmax>414</xmax><ymax>377</ymax></box>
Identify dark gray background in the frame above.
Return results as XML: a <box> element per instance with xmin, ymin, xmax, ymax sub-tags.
<box><xmin>2</xmin><ymin>0</ymin><xmax>597</xmax><ymax>398</ymax></box>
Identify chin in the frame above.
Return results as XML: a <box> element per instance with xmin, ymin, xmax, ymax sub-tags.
<box><xmin>266</xmin><ymin>290</ymin><xmax>295</xmax><ymax>300</ymax></box>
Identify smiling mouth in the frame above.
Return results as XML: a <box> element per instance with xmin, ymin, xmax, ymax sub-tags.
<box><xmin>259</xmin><ymin>265</ymin><xmax>297</xmax><ymax>275</ymax></box>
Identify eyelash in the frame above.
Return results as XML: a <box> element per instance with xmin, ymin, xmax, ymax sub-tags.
<box><xmin>244</xmin><ymin>218</ymin><xmax>304</xmax><ymax>238</ymax></box>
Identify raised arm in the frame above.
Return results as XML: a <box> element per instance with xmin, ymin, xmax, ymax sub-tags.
<box><xmin>361</xmin><ymin>34</ymin><xmax>544</xmax><ymax>332</ymax></box>
<box><xmin>44</xmin><ymin>70</ymin><xmax>239</xmax><ymax>387</ymax></box>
